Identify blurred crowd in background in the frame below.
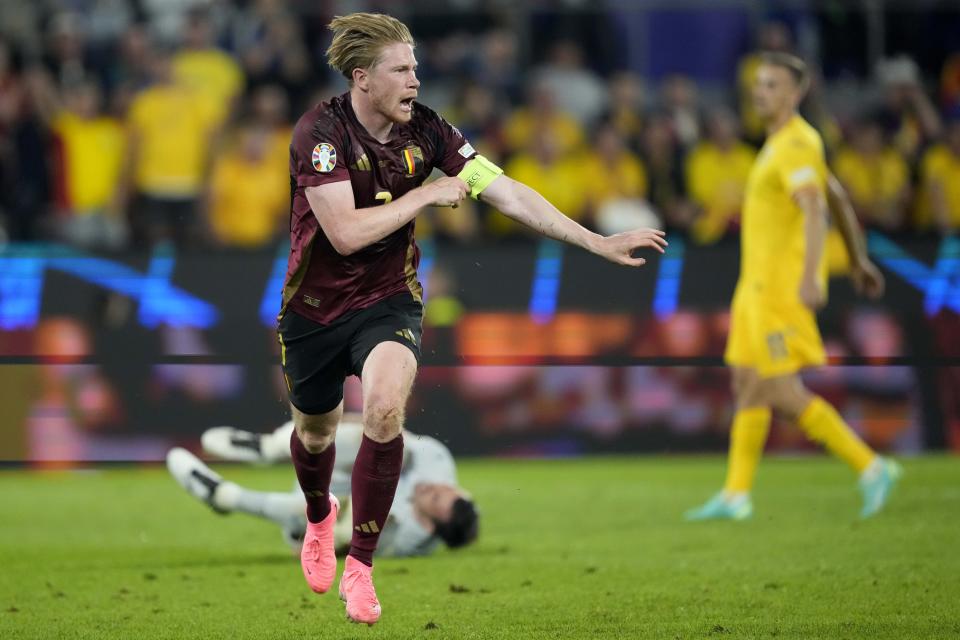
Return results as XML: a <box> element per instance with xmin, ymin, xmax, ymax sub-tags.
<box><xmin>1</xmin><ymin>0</ymin><xmax>959</xmax><ymax>253</ymax></box>
<box><xmin>3</xmin><ymin>1</ymin><xmax>956</xmax><ymax>460</ymax></box>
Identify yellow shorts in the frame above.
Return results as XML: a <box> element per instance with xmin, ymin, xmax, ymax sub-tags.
<box><xmin>723</xmin><ymin>284</ymin><xmax>826</xmax><ymax>378</ymax></box>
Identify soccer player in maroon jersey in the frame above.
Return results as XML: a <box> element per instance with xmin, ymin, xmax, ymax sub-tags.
<box><xmin>280</xmin><ymin>13</ymin><xmax>667</xmax><ymax>625</ymax></box>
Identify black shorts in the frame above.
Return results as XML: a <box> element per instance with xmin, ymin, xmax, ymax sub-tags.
<box><xmin>277</xmin><ymin>292</ymin><xmax>423</xmax><ymax>415</ymax></box>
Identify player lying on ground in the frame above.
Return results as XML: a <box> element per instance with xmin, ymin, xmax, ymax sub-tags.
<box><xmin>277</xmin><ymin>12</ymin><xmax>666</xmax><ymax>625</ymax></box>
<box><xmin>686</xmin><ymin>52</ymin><xmax>899</xmax><ymax>523</ymax></box>
<box><xmin>167</xmin><ymin>416</ymin><xmax>477</xmax><ymax>558</ymax></box>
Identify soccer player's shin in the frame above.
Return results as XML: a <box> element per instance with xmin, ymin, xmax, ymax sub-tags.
<box><xmin>349</xmin><ymin>433</ymin><xmax>404</xmax><ymax>566</ymax></box>
<box><xmin>797</xmin><ymin>396</ymin><xmax>875</xmax><ymax>472</ymax></box>
<box><xmin>290</xmin><ymin>429</ymin><xmax>336</xmax><ymax>523</ymax></box>
<box><xmin>723</xmin><ymin>406</ymin><xmax>772</xmax><ymax>493</ymax></box>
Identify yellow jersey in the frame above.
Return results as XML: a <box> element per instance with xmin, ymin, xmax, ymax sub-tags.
<box><xmin>740</xmin><ymin>114</ymin><xmax>828</xmax><ymax>302</ymax></box>
<box><xmin>833</xmin><ymin>146</ymin><xmax>909</xmax><ymax>220</ymax></box>
<box><xmin>502</xmin><ymin>109</ymin><xmax>585</xmax><ymax>154</ymax></box>
<box><xmin>582</xmin><ymin>150</ymin><xmax>648</xmax><ymax>207</ymax></box>
<box><xmin>917</xmin><ymin>144</ymin><xmax>960</xmax><ymax>230</ymax></box>
<box><xmin>171</xmin><ymin>48</ymin><xmax>243</xmax><ymax>122</ymax></box>
<box><xmin>208</xmin><ymin>149</ymin><xmax>288</xmax><ymax>247</ymax></box>
<box><xmin>52</xmin><ymin>112</ymin><xmax>126</xmax><ymax>212</ymax></box>
<box><xmin>128</xmin><ymin>84</ymin><xmax>221</xmax><ymax>197</ymax></box>
<box><xmin>685</xmin><ymin>141</ymin><xmax>756</xmax><ymax>244</ymax></box>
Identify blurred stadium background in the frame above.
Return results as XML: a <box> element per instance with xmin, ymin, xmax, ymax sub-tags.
<box><xmin>3</xmin><ymin>2</ymin><xmax>960</xmax><ymax>639</ymax></box>
<box><xmin>2</xmin><ymin>0</ymin><xmax>959</xmax><ymax>464</ymax></box>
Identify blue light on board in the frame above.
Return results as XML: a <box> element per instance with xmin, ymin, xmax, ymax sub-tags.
<box><xmin>0</xmin><ymin>247</ymin><xmax>45</xmax><ymax>330</ymax></box>
<box><xmin>0</xmin><ymin>243</ymin><xmax>218</xmax><ymax>330</ymax></box>
<box><xmin>529</xmin><ymin>239</ymin><xmax>563</xmax><ymax>324</ymax></box>
<box><xmin>2</xmin><ymin>234</ymin><xmax>958</xmax><ymax>332</ymax></box>
<box><xmin>418</xmin><ymin>238</ymin><xmax>436</xmax><ymax>303</ymax></box>
<box><xmin>653</xmin><ymin>237</ymin><xmax>685</xmax><ymax>317</ymax></box>
<box><xmin>868</xmin><ymin>232</ymin><xmax>960</xmax><ymax>315</ymax></box>
<box><xmin>258</xmin><ymin>243</ymin><xmax>289</xmax><ymax>327</ymax></box>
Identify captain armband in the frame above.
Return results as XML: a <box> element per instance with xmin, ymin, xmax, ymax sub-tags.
<box><xmin>456</xmin><ymin>155</ymin><xmax>503</xmax><ymax>200</ymax></box>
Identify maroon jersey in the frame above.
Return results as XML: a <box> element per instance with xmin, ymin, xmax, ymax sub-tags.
<box><xmin>281</xmin><ymin>92</ymin><xmax>477</xmax><ymax>325</ymax></box>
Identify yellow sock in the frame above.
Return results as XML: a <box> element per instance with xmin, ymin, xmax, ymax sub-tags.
<box><xmin>723</xmin><ymin>407</ymin><xmax>772</xmax><ymax>493</ymax></box>
<box><xmin>797</xmin><ymin>397</ymin><xmax>875</xmax><ymax>473</ymax></box>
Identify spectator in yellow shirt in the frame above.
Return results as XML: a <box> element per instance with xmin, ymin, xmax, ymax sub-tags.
<box><xmin>208</xmin><ymin>123</ymin><xmax>288</xmax><ymax>248</ymax></box>
<box><xmin>583</xmin><ymin>122</ymin><xmax>657</xmax><ymax>236</ymax></box>
<box><xmin>918</xmin><ymin>117</ymin><xmax>960</xmax><ymax>234</ymax></box>
<box><xmin>117</xmin><ymin>51</ymin><xmax>223</xmax><ymax>247</ymax></box>
<box><xmin>503</xmin><ymin>80</ymin><xmax>585</xmax><ymax>155</ymax></box>
<box><xmin>685</xmin><ymin>108</ymin><xmax>756</xmax><ymax>245</ymax></box>
<box><xmin>26</xmin><ymin>71</ymin><xmax>126</xmax><ymax>248</ymax></box>
<box><xmin>584</xmin><ymin>122</ymin><xmax>648</xmax><ymax>209</ymax></box>
<box><xmin>833</xmin><ymin>116</ymin><xmax>910</xmax><ymax>231</ymax></box>
<box><xmin>171</xmin><ymin>9</ymin><xmax>244</xmax><ymax>126</ymax></box>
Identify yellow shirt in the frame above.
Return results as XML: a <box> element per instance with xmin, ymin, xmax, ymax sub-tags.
<box><xmin>582</xmin><ymin>151</ymin><xmax>648</xmax><ymax>206</ymax></box>
<box><xmin>209</xmin><ymin>146</ymin><xmax>289</xmax><ymax>247</ymax></box>
<box><xmin>502</xmin><ymin>109</ymin><xmax>585</xmax><ymax>154</ymax></box>
<box><xmin>495</xmin><ymin>153</ymin><xmax>589</xmax><ymax>236</ymax></box>
<box><xmin>128</xmin><ymin>84</ymin><xmax>221</xmax><ymax>197</ymax></box>
<box><xmin>740</xmin><ymin>115</ymin><xmax>828</xmax><ymax>299</ymax></box>
<box><xmin>685</xmin><ymin>141</ymin><xmax>756</xmax><ymax>244</ymax></box>
<box><xmin>917</xmin><ymin>145</ymin><xmax>960</xmax><ymax>229</ymax></box>
<box><xmin>833</xmin><ymin>146</ymin><xmax>908</xmax><ymax>220</ymax></box>
<box><xmin>172</xmin><ymin>48</ymin><xmax>243</xmax><ymax>123</ymax></box>
<box><xmin>52</xmin><ymin>112</ymin><xmax>125</xmax><ymax>212</ymax></box>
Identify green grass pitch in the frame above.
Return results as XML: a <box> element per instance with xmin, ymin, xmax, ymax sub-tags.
<box><xmin>1</xmin><ymin>455</ymin><xmax>958</xmax><ymax>639</ymax></box>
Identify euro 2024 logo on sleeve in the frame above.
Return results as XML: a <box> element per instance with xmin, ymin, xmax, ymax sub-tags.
<box><xmin>312</xmin><ymin>143</ymin><xmax>337</xmax><ymax>173</ymax></box>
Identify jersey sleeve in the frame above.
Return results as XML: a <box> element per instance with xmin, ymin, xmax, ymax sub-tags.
<box><xmin>291</xmin><ymin>116</ymin><xmax>350</xmax><ymax>188</ymax></box>
<box><xmin>777</xmin><ymin>136</ymin><xmax>827</xmax><ymax>198</ymax></box>
<box><xmin>423</xmin><ymin>107</ymin><xmax>477</xmax><ymax>177</ymax></box>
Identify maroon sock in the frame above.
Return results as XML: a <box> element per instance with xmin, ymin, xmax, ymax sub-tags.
<box><xmin>290</xmin><ymin>428</ymin><xmax>336</xmax><ymax>524</ymax></box>
<box><xmin>348</xmin><ymin>433</ymin><xmax>404</xmax><ymax>566</ymax></box>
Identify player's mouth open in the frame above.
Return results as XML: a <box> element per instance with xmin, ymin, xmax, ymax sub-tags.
<box><xmin>399</xmin><ymin>97</ymin><xmax>415</xmax><ymax>112</ymax></box>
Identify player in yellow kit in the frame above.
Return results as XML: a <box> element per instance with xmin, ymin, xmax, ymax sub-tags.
<box><xmin>686</xmin><ymin>53</ymin><xmax>901</xmax><ymax>521</ymax></box>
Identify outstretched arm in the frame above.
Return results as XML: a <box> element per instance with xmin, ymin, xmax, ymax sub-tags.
<box><xmin>826</xmin><ymin>173</ymin><xmax>885</xmax><ymax>298</ymax></box>
<box><xmin>479</xmin><ymin>175</ymin><xmax>667</xmax><ymax>266</ymax></box>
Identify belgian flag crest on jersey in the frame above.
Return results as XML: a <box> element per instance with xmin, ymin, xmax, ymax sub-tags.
<box><xmin>402</xmin><ymin>146</ymin><xmax>424</xmax><ymax>176</ymax></box>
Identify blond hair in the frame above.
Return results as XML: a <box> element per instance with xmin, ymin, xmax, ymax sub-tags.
<box><xmin>326</xmin><ymin>13</ymin><xmax>415</xmax><ymax>84</ymax></box>
<box><xmin>760</xmin><ymin>52</ymin><xmax>810</xmax><ymax>90</ymax></box>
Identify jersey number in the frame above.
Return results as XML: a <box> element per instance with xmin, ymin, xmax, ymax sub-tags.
<box><xmin>766</xmin><ymin>332</ymin><xmax>788</xmax><ymax>361</ymax></box>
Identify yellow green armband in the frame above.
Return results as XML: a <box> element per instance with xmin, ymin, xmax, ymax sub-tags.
<box><xmin>456</xmin><ymin>155</ymin><xmax>503</xmax><ymax>200</ymax></box>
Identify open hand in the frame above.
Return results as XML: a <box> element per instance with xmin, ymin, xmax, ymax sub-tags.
<box><xmin>593</xmin><ymin>228</ymin><xmax>667</xmax><ymax>267</ymax></box>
